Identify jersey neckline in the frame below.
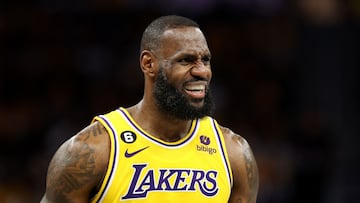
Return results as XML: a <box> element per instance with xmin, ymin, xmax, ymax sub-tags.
<box><xmin>117</xmin><ymin>107</ymin><xmax>199</xmax><ymax>147</ymax></box>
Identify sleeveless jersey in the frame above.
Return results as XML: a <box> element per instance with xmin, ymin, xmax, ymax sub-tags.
<box><xmin>90</xmin><ymin>107</ymin><xmax>233</xmax><ymax>203</ymax></box>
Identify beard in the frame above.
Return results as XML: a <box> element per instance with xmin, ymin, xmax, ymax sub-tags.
<box><xmin>153</xmin><ymin>68</ymin><xmax>215</xmax><ymax>120</ymax></box>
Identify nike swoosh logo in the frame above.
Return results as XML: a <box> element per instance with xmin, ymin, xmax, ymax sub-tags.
<box><xmin>125</xmin><ymin>146</ymin><xmax>149</xmax><ymax>158</ymax></box>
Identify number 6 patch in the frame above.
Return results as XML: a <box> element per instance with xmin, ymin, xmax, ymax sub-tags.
<box><xmin>120</xmin><ymin>131</ymin><xmax>137</xmax><ymax>143</ymax></box>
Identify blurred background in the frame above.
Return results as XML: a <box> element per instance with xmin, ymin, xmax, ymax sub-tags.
<box><xmin>0</xmin><ymin>0</ymin><xmax>359</xmax><ymax>202</ymax></box>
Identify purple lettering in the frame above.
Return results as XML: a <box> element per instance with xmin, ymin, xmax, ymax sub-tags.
<box><xmin>122</xmin><ymin>164</ymin><xmax>219</xmax><ymax>200</ymax></box>
<box><xmin>156</xmin><ymin>169</ymin><xmax>175</xmax><ymax>190</ymax></box>
<box><xmin>136</xmin><ymin>170</ymin><xmax>156</xmax><ymax>193</ymax></box>
<box><xmin>188</xmin><ymin>170</ymin><xmax>205</xmax><ymax>191</ymax></box>
<box><xmin>122</xmin><ymin>164</ymin><xmax>148</xmax><ymax>199</ymax></box>
<box><xmin>172</xmin><ymin>169</ymin><xmax>190</xmax><ymax>190</ymax></box>
<box><xmin>200</xmin><ymin>170</ymin><xmax>218</xmax><ymax>196</ymax></box>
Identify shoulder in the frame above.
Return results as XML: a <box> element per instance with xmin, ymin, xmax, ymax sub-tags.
<box><xmin>65</xmin><ymin>121</ymin><xmax>111</xmax><ymax>181</ymax></box>
<box><xmin>219</xmin><ymin>126</ymin><xmax>252</xmax><ymax>159</ymax></box>
<box><xmin>70</xmin><ymin>121</ymin><xmax>111</xmax><ymax>171</ymax></box>
<box><xmin>60</xmin><ymin>121</ymin><xmax>110</xmax><ymax>174</ymax></box>
<box><xmin>42</xmin><ymin>121</ymin><xmax>110</xmax><ymax>202</ymax></box>
<box><xmin>220</xmin><ymin>126</ymin><xmax>256</xmax><ymax>170</ymax></box>
<box><xmin>219</xmin><ymin>125</ymin><xmax>259</xmax><ymax>203</ymax></box>
<box><xmin>73</xmin><ymin>121</ymin><xmax>110</xmax><ymax>156</ymax></box>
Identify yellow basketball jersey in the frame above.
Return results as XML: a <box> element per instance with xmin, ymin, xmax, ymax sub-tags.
<box><xmin>90</xmin><ymin>107</ymin><xmax>233</xmax><ymax>203</ymax></box>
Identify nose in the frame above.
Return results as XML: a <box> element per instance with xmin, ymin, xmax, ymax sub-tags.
<box><xmin>190</xmin><ymin>62</ymin><xmax>211</xmax><ymax>80</ymax></box>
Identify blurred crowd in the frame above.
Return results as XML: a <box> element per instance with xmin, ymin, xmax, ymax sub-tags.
<box><xmin>0</xmin><ymin>0</ymin><xmax>359</xmax><ymax>202</ymax></box>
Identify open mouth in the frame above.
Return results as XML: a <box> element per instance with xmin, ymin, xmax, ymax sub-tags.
<box><xmin>184</xmin><ymin>84</ymin><xmax>206</xmax><ymax>99</ymax></box>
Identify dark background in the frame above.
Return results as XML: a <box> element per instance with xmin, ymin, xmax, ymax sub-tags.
<box><xmin>0</xmin><ymin>0</ymin><xmax>359</xmax><ymax>202</ymax></box>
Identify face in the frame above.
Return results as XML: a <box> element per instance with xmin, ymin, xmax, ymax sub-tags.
<box><xmin>154</xmin><ymin>67</ymin><xmax>214</xmax><ymax>120</ymax></box>
<box><xmin>152</xmin><ymin>27</ymin><xmax>214</xmax><ymax>120</ymax></box>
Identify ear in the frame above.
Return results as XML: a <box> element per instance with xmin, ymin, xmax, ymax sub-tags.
<box><xmin>140</xmin><ymin>50</ymin><xmax>156</xmax><ymax>77</ymax></box>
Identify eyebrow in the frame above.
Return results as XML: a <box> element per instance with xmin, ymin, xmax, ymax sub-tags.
<box><xmin>178</xmin><ymin>53</ymin><xmax>211</xmax><ymax>59</ymax></box>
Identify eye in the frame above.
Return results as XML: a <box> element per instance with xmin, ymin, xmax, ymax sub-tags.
<box><xmin>178</xmin><ymin>57</ymin><xmax>194</xmax><ymax>65</ymax></box>
<box><xmin>202</xmin><ymin>56</ymin><xmax>211</xmax><ymax>65</ymax></box>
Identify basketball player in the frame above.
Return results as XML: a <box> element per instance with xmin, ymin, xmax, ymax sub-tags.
<box><xmin>41</xmin><ymin>15</ymin><xmax>259</xmax><ymax>203</ymax></box>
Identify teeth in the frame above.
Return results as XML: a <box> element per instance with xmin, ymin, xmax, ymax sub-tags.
<box><xmin>185</xmin><ymin>84</ymin><xmax>205</xmax><ymax>91</ymax></box>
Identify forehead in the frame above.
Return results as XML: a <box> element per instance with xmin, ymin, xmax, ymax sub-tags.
<box><xmin>159</xmin><ymin>27</ymin><xmax>209</xmax><ymax>57</ymax></box>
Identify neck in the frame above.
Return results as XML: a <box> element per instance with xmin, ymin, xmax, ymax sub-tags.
<box><xmin>127</xmin><ymin>100</ymin><xmax>193</xmax><ymax>142</ymax></box>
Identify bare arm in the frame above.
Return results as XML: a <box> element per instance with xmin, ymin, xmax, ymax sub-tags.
<box><xmin>41</xmin><ymin>122</ymin><xmax>110</xmax><ymax>203</ymax></box>
<box><xmin>221</xmin><ymin>127</ymin><xmax>259</xmax><ymax>203</ymax></box>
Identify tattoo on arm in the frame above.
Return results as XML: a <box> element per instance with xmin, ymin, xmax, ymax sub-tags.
<box><xmin>233</xmin><ymin>135</ymin><xmax>259</xmax><ymax>203</ymax></box>
<box><xmin>242</xmin><ymin>140</ymin><xmax>259</xmax><ymax>203</ymax></box>
<box><xmin>244</xmin><ymin>152</ymin><xmax>256</xmax><ymax>190</ymax></box>
<box><xmin>90</xmin><ymin>122</ymin><xmax>103</xmax><ymax>137</ymax></box>
<box><xmin>78</xmin><ymin>122</ymin><xmax>103</xmax><ymax>141</ymax></box>
<box><xmin>46</xmin><ymin>124</ymin><xmax>103</xmax><ymax>202</ymax></box>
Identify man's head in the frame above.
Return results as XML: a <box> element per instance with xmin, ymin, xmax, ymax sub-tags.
<box><xmin>140</xmin><ymin>15</ymin><xmax>200</xmax><ymax>52</ymax></box>
<box><xmin>140</xmin><ymin>15</ymin><xmax>214</xmax><ymax>120</ymax></box>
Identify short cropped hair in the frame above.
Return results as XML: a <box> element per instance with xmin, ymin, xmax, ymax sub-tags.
<box><xmin>140</xmin><ymin>15</ymin><xmax>199</xmax><ymax>52</ymax></box>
